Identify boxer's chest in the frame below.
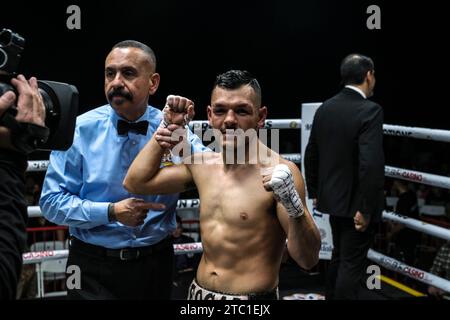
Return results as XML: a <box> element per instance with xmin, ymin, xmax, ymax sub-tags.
<box><xmin>196</xmin><ymin>166</ymin><xmax>275</xmax><ymax>223</ymax></box>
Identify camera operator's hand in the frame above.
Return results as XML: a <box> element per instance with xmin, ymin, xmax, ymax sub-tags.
<box><xmin>0</xmin><ymin>75</ymin><xmax>47</xmax><ymax>151</ymax></box>
<box><xmin>0</xmin><ymin>91</ymin><xmax>16</xmax><ymax>117</ymax></box>
<box><xmin>11</xmin><ymin>75</ymin><xmax>46</xmax><ymax>127</ymax></box>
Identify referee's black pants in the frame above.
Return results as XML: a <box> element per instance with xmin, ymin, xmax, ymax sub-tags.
<box><xmin>325</xmin><ymin>216</ymin><xmax>377</xmax><ymax>300</ymax></box>
<box><xmin>66</xmin><ymin>237</ymin><xmax>174</xmax><ymax>300</ymax></box>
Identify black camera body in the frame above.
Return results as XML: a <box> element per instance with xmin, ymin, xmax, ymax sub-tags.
<box><xmin>0</xmin><ymin>28</ymin><xmax>24</xmax><ymax>74</ymax></box>
<box><xmin>0</xmin><ymin>28</ymin><xmax>79</xmax><ymax>152</ymax></box>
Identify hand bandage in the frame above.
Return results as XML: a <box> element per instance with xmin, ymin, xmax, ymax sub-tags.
<box><xmin>267</xmin><ymin>164</ymin><xmax>305</xmax><ymax>218</ymax></box>
<box><xmin>160</xmin><ymin>106</ymin><xmax>192</xmax><ymax>130</ymax></box>
<box><xmin>160</xmin><ymin>105</ymin><xmax>170</xmax><ymax>128</ymax></box>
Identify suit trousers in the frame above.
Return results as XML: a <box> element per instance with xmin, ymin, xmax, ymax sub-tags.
<box><xmin>66</xmin><ymin>237</ymin><xmax>174</xmax><ymax>300</ymax></box>
<box><xmin>325</xmin><ymin>215</ymin><xmax>376</xmax><ymax>300</ymax></box>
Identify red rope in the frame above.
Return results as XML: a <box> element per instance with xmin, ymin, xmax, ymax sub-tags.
<box><xmin>26</xmin><ymin>226</ymin><xmax>69</xmax><ymax>232</ymax></box>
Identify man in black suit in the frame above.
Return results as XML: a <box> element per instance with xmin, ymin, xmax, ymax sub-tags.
<box><xmin>304</xmin><ymin>53</ymin><xmax>384</xmax><ymax>300</ymax></box>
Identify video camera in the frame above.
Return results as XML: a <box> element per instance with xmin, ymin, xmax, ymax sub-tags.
<box><xmin>0</xmin><ymin>28</ymin><xmax>78</xmax><ymax>152</ymax></box>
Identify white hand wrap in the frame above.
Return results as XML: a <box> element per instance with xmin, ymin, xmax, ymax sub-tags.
<box><xmin>161</xmin><ymin>105</ymin><xmax>171</xmax><ymax>128</ymax></box>
<box><xmin>268</xmin><ymin>164</ymin><xmax>305</xmax><ymax>218</ymax></box>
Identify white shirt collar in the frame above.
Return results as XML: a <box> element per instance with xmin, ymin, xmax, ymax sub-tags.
<box><xmin>345</xmin><ymin>85</ymin><xmax>366</xmax><ymax>99</ymax></box>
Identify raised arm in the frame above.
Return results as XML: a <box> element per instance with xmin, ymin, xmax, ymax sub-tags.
<box><xmin>123</xmin><ymin>129</ymin><xmax>194</xmax><ymax>195</ymax></box>
<box><xmin>124</xmin><ymin>95</ymin><xmax>196</xmax><ymax>195</ymax></box>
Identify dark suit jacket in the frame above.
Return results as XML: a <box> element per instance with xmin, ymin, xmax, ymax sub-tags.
<box><xmin>0</xmin><ymin>149</ymin><xmax>28</xmax><ymax>299</ymax></box>
<box><xmin>304</xmin><ymin>88</ymin><xmax>385</xmax><ymax>222</ymax></box>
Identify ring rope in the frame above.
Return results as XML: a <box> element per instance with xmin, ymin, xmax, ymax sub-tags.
<box><xmin>383</xmin><ymin>124</ymin><xmax>450</xmax><ymax>143</ymax></box>
<box><xmin>382</xmin><ymin>211</ymin><xmax>450</xmax><ymax>241</ymax></box>
<box><xmin>189</xmin><ymin>119</ymin><xmax>302</xmax><ymax>130</ymax></box>
<box><xmin>189</xmin><ymin>118</ymin><xmax>450</xmax><ymax>143</ymax></box>
<box><xmin>26</xmin><ymin>154</ymin><xmax>302</xmax><ymax>172</ymax></box>
<box><xmin>23</xmin><ymin>242</ymin><xmax>203</xmax><ymax>264</ymax></box>
<box><xmin>385</xmin><ymin>166</ymin><xmax>450</xmax><ymax>190</ymax></box>
<box><xmin>367</xmin><ymin>249</ymin><xmax>450</xmax><ymax>293</ymax></box>
<box><xmin>27</xmin><ymin>160</ymin><xmax>49</xmax><ymax>172</ymax></box>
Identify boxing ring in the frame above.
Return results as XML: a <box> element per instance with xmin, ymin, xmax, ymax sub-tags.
<box><xmin>24</xmin><ymin>109</ymin><xmax>450</xmax><ymax>298</ymax></box>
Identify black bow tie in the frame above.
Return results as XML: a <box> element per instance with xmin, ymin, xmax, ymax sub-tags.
<box><xmin>117</xmin><ymin>120</ymin><xmax>149</xmax><ymax>135</ymax></box>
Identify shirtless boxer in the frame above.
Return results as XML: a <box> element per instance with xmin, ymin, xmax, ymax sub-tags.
<box><xmin>124</xmin><ymin>70</ymin><xmax>321</xmax><ymax>300</ymax></box>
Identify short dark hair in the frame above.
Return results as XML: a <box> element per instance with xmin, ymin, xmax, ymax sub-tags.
<box><xmin>176</xmin><ymin>215</ymin><xmax>182</xmax><ymax>225</ymax></box>
<box><xmin>213</xmin><ymin>70</ymin><xmax>262</xmax><ymax>106</ymax></box>
<box><xmin>340</xmin><ymin>53</ymin><xmax>374</xmax><ymax>86</ymax></box>
<box><xmin>112</xmin><ymin>40</ymin><xmax>157</xmax><ymax>70</ymax></box>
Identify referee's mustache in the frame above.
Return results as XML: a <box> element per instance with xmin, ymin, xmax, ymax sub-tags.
<box><xmin>107</xmin><ymin>87</ymin><xmax>133</xmax><ymax>102</ymax></box>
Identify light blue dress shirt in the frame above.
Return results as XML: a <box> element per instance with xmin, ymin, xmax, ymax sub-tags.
<box><xmin>40</xmin><ymin>104</ymin><xmax>208</xmax><ymax>249</ymax></box>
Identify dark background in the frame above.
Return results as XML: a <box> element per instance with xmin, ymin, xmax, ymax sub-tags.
<box><xmin>1</xmin><ymin>0</ymin><xmax>449</xmax><ymax>170</ymax></box>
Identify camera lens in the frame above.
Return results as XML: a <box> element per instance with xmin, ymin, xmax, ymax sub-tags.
<box><xmin>0</xmin><ymin>28</ymin><xmax>78</xmax><ymax>151</ymax></box>
<box><xmin>0</xmin><ymin>29</ymin><xmax>13</xmax><ymax>46</ymax></box>
<box><xmin>0</xmin><ymin>48</ymin><xmax>7</xmax><ymax>69</ymax></box>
